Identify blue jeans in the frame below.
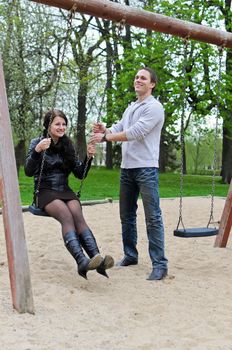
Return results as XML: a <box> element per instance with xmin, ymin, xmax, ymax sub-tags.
<box><xmin>120</xmin><ymin>167</ymin><xmax>168</xmax><ymax>269</ymax></box>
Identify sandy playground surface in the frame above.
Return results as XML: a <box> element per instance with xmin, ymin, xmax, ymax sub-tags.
<box><xmin>0</xmin><ymin>196</ymin><xmax>232</xmax><ymax>350</ymax></box>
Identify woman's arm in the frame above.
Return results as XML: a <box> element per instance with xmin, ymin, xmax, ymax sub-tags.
<box><xmin>24</xmin><ymin>138</ymin><xmax>42</xmax><ymax>177</ymax></box>
<box><xmin>72</xmin><ymin>156</ymin><xmax>93</xmax><ymax>180</ymax></box>
<box><xmin>71</xmin><ymin>143</ymin><xmax>95</xmax><ymax>179</ymax></box>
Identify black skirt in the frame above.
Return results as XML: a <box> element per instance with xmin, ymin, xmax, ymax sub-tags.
<box><xmin>38</xmin><ymin>189</ymin><xmax>79</xmax><ymax>209</ymax></box>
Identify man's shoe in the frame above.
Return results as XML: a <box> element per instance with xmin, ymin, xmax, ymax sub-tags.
<box><xmin>116</xmin><ymin>257</ymin><xmax>138</xmax><ymax>267</ymax></box>
<box><xmin>147</xmin><ymin>268</ymin><xmax>168</xmax><ymax>281</ymax></box>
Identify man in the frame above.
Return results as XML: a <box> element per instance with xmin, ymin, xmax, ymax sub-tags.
<box><xmin>90</xmin><ymin>67</ymin><xmax>168</xmax><ymax>280</ymax></box>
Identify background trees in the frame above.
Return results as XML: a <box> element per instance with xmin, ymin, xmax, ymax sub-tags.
<box><xmin>0</xmin><ymin>0</ymin><xmax>231</xmax><ymax>183</ymax></box>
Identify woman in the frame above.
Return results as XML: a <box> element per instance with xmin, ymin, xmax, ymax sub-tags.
<box><xmin>25</xmin><ymin>109</ymin><xmax>114</xmax><ymax>280</ymax></box>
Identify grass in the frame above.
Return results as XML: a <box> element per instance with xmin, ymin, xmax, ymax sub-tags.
<box><xmin>19</xmin><ymin>167</ymin><xmax>230</xmax><ymax>206</ymax></box>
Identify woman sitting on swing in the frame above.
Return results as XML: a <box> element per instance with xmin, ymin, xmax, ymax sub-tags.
<box><xmin>25</xmin><ymin>109</ymin><xmax>114</xmax><ymax>280</ymax></box>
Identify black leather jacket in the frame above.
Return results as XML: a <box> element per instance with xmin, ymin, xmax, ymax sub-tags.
<box><xmin>24</xmin><ymin>137</ymin><xmax>92</xmax><ymax>192</ymax></box>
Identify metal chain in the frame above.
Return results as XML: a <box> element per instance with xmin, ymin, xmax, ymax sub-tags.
<box><xmin>76</xmin><ymin>157</ymin><xmax>91</xmax><ymax>198</ymax></box>
<box><xmin>176</xmin><ymin>38</ymin><xmax>188</xmax><ymax>230</ymax></box>
<box><xmin>75</xmin><ymin>91</ymin><xmax>102</xmax><ymax>198</ymax></box>
<box><xmin>34</xmin><ymin>7</ymin><xmax>76</xmax><ymax>205</ymax></box>
<box><xmin>207</xmin><ymin>46</ymin><xmax>224</xmax><ymax>227</ymax></box>
<box><xmin>76</xmin><ymin>82</ymin><xmax>104</xmax><ymax>198</ymax></box>
<box><xmin>51</xmin><ymin>8</ymin><xmax>76</xmax><ymax>111</ymax></box>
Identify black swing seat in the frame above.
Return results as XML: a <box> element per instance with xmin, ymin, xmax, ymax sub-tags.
<box><xmin>173</xmin><ymin>227</ymin><xmax>218</xmax><ymax>238</ymax></box>
<box><xmin>28</xmin><ymin>204</ymin><xmax>50</xmax><ymax>217</ymax></box>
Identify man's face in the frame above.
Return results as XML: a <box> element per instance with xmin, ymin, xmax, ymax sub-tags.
<box><xmin>134</xmin><ymin>69</ymin><xmax>155</xmax><ymax>96</ymax></box>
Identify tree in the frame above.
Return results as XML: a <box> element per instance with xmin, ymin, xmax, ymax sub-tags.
<box><xmin>0</xmin><ymin>1</ymin><xmax>66</xmax><ymax>172</ymax></box>
<box><xmin>68</xmin><ymin>14</ymin><xmax>106</xmax><ymax>160</ymax></box>
<box><xmin>104</xmin><ymin>0</ymin><xmax>223</xmax><ymax>173</ymax></box>
<box><xmin>217</xmin><ymin>0</ymin><xmax>232</xmax><ymax>184</ymax></box>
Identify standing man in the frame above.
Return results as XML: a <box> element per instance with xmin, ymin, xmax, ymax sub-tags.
<box><xmin>91</xmin><ymin>67</ymin><xmax>168</xmax><ymax>280</ymax></box>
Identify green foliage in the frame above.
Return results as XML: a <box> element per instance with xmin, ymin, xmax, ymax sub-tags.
<box><xmin>105</xmin><ymin>0</ymin><xmax>226</xmax><ymax>173</ymax></box>
<box><xmin>1</xmin><ymin>0</ymin><xmax>232</xmax><ymax>178</ymax></box>
<box><xmin>185</xmin><ymin>126</ymin><xmax>222</xmax><ymax>174</ymax></box>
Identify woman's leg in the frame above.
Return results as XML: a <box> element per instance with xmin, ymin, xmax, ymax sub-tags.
<box><xmin>66</xmin><ymin>200</ymin><xmax>114</xmax><ymax>277</ymax></box>
<box><xmin>44</xmin><ymin>199</ymin><xmax>101</xmax><ymax>279</ymax></box>
<box><xmin>65</xmin><ymin>199</ymin><xmax>88</xmax><ymax>234</ymax></box>
<box><xmin>45</xmin><ymin>199</ymin><xmax>76</xmax><ymax>235</ymax></box>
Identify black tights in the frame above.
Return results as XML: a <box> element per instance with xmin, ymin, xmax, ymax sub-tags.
<box><xmin>44</xmin><ymin>199</ymin><xmax>89</xmax><ymax>237</ymax></box>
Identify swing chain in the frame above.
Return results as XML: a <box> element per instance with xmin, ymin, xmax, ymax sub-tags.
<box><xmin>207</xmin><ymin>46</ymin><xmax>224</xmax><ymax>227</ymax></box>
<box><xmin>177</xmin><ymin>38</ymin><xmax>189</xmax><ymax>230</ymax></box>
<box><xmin>76</xmin><ymin>156</ymin><xmax>92</xmax><ymax>198</ymax></box>
<box><xmin>76</xmin><ymin>106</ymin><xmax>100</xmax><ymax>198</ymax></box>
<box><xmin>51</xmin><ymin>7</ymin><xmax>76</xmax><ymax>110</ymax></box>
<box><xmin>75</xmin><ymin>79</ymin><xmax>104</xmax><ymax>198</ymax></box>
<box><xmin>34</xmin><ymin>8</ymin><xmax>76</xmax><ymax>206</ymax></box>
<box><xmin>75</xmin><ymin>81</ymin><xmax>104</xmax><ymax>198</ymax></box>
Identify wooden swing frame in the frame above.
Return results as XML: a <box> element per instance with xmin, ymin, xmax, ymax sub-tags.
<box><xmin>1</xmin><ymin>0</ymin><xmax>232</xmax><ymax>314</ymax></box>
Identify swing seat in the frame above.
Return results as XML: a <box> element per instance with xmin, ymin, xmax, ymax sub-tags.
<box><xmin>173</xmin><ymin>227</ymin><xmax>218</xmax><ymax>238</ymax></box>
<box><xmin>28</xmin><ymin>204</ymin><xmax>50</xmax><ymax>217</ymax></box>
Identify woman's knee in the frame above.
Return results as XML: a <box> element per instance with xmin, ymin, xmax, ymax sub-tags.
<box><xmin>60</xmin><ymin>209</ymin><xmax>74</xmax><ymax>224</ymax></box>
<box><xmin>46</xmin><ymin>203</ymin><xmax>74</xmax><ymax>224</ymax></box>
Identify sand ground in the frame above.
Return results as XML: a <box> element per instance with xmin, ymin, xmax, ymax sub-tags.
<box><xmin>0</xmin><ymin>197</ymin><xmax>232</xmax><ymax>350</ymax></box>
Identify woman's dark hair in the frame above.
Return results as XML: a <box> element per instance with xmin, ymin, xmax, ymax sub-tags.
<box><xmin>43</xmin><ymin>109</ymin><xmax>68</xmax><ymax>133</ymax></box>
<box><xmin>43</xmin><ymin>109</ymin><xmax>75</xmax><ymax>169</ymax></box>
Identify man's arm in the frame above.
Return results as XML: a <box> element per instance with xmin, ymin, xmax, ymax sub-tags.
<box><xmin>105</xmin><ymin>131</ymin><xmax>127</xmax><ymax>142</ymax></box>
<box><xmin>90</xmin><ymin>130</ymin><xmax>128</xmax><ymax>143</ymax></box>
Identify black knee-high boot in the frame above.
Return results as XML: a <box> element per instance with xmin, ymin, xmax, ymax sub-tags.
<box><xmin>63</xmin><ymin>230</ymin><xmax>102</xmax><ymax>279</ymax></box>
<box><xmin>79</xmin><ymin>228</ymin><xmax>114</xmax><ymax>278</ymax></box>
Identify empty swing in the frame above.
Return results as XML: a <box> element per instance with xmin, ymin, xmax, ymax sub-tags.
<box><xmin>173</xmin><ymin>42</ymin><xmax>223</xmax><ymax>238</ymax></box>
<box><xmin>28</xmin><ymin>6</ymin><xmax>91</xmax><ymax>217</ymax></box>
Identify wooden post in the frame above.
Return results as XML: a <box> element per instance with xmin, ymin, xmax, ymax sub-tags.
<box><xmin>0</xmin><ymin>177</ymin><xmax>3</xmax><ymax>209</ymax></box>
<box><xmin>30</xmin><ymin>0</ymin><xmax>232</xmax><ymax>49</ymax></box>
<box><xmin>214</xmin><ymin>180</ymin><xmax>232</xmax><ymax>248</ymax></box>
<box><xmin>0</xmin><ymin>55</ymin><xmax>34</xmax><ymax>314</ymax></box>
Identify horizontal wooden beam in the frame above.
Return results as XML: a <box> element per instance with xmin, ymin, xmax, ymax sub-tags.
<box><xmin>30</xmin><ymin>0</ymin><xmax>232</xmax><ymax>49</ymax></box>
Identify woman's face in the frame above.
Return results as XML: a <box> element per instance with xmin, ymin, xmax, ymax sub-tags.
<box><xmin>49</xmin><ymin>116</ymin><xmax>67</xmax><ymax>141</ymax></box>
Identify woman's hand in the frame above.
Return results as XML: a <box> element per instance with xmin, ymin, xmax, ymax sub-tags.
<box><xmin>35</xmin><ymin>138</ymin><xmax>51</xmax><ymax>153</ymax></box>
<box><xmin>89</xmin><ymin>133</ymin><xmax>104</xmax><ymax>144</ymax></box>
<box><xmin>92</xmin><ymin>122</ymin><xmax>106</xmax><ymax>134</ymax></box>
<box><xmin>87</xmin><ymin>142</ymin><xmax>96</xmax><ymax>158</ymax></box>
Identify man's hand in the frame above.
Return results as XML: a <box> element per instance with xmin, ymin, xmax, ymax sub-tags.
<box><xmin>89</xmin><ymin>133</ymin><xmax>104</xmax><ymax>144</ymax></box>
<box><xmin>92</xmin><ymin>122</ymin><xmax>106</xmax><ymax>134</ymax></box>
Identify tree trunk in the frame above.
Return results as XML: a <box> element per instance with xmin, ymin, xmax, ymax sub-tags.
<box><xmin>105</xmin><ymin>21</ymin><xmax>114</xmax><ymax>169</ymax></box>
<box><xmin>159</xmin><ymin>140</ymin><xmax>166</xmax><ymax>173</ymax></box>
<box><xmin>76</xmin><ymin>84</ymin><xmax>87</xmax><ymax>160</ymax></box>
<box><xmin>70</xmin><ymin>16</ymin><xmax>106</xmax><ymax>162</ymax></box>
<box><xmin>221</xmin><ymin>1</ymin><xmax>232</xmax><ymax>184</ymax></box>
<box><xmin>105</xmin><ymin>142</ymin><xmax>113</xmax><ymax>168</ymax></box>
<box><xmin>2</xmin><ymin>0</ymin><xmax>15</xmax><ymax>91</ymax></box>
<box><xmin>182</xmin><ymin>136</ymin><xmax>187</xmax><ymax>175</ymax></box>
<box><xmin>194</xmin><ymin>140</ymin><xmax>200</xmax><ymax>174</ymax></box>
<box><xmin>14</xmin><ymin>140</ymin><xmax>26</xmax><ymax>175</ymax></box>
<box><xmin>221</xmin><ymin>124</ymin><xmax>232</xmax><ymax>183</ymax></box>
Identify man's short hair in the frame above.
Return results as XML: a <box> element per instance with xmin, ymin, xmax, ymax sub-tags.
<box><xmin>141</xmin><ymin>66</ymin><xmax>157</xmax><ymax>85</ymax></box>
